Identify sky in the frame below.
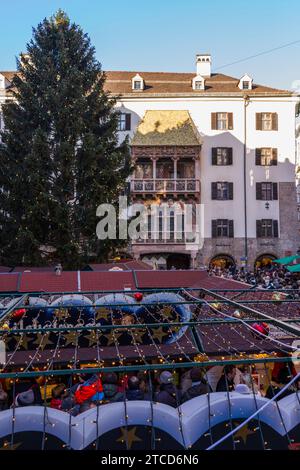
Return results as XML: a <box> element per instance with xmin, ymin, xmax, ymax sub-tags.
<box><xmin>0</xmin><ymin>0</ymin><xmax>300</xmax><ymax>90</ymax></box>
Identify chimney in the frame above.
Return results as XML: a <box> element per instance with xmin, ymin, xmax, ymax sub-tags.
<box><xmin>196</xmin><ymin>54</ymin><xmax>212</xmax><ymax>77</ymax></box>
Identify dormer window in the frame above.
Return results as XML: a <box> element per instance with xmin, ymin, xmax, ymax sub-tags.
<box><xmin>134</xmin><ymin>80</ymin><xmax>142</xmax><ymax>90</ymax></box>
<box><xmin>192</xmin><ymin>75</ymin><xmax>205</xmax><ymax>91</ymax></box>
<box><xmin>238</xmin><ymin>74</ymin><xmax>253</xmax><ymax>90</ymax></box>
<box><xmin>132</xmin><ymin>73</ymin><xmax>144</xmax><ymax>91</ymax></box>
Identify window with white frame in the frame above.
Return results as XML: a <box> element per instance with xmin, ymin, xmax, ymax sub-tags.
<box><xmin>134</xmin><ymin>80</ymin><xmax>142</xmax><ymax>90</ymax></box>
<box><xmin>216</xmin><ymin>148</ymin><xmax>231</xmax><ymax>165</ymax></box>
<box><xmin>261</xmin><ymin>219</ymin><xmax>273</xmax><ymax>237</ymax></box>
<box><xmin>217</xmin><ymin>220</ymin><xmax>230</xmax><ymax>237</ymax></box>
<box><xmin>216</xmin><ymin>113</ymin><xmax>228</xmax><ymax>130</ymax></box>
<box><xmin>217</xmin><ymin>182</ymin><xmax>229</xmax><ymax>199</ymax></box>
<box><xmin>261</xmin><ymin>148</ymin><xmax>273</xmax><ymax>166</ymax></box>
<box><xmin>194</xmin><ymin>81</ymin><xmax>203</xmax><ymax>90</ymax></box>
<box><xmin>261</xmin><ymin>113</ymin><xmax>273</xmax><ymax>131</ymax></box>
<box><xmin>261</xmin><ymin>182</ymin><xmax>273</xmax><ymax>200</ymax></box>
<box><xmin>117</xmin><ymin>113</ymin><xmax>127</xmax><ymax>131</ymax></box>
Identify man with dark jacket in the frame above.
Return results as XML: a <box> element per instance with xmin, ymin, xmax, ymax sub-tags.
<box><xmin>125</xmin><ymin>376</ymin><xmax>145</xmax><ymax>400</ymax></box>
<box><xmin>155</xmin><ymin>371</ymin><xmax>181</xmax><ymax>407</ymax></box>
<box><xmin>181</xmin><ymin>368</ymin><xmax>211</xmax><ymax>403</ymax></box>
<box><xmin>102</xmin><ymin>372</ymin><xmax>124</xmax><ymax>402</ymax></box>
<box><xmin>216</xmin><ymin>365</ymin><xmax>236</xmax><ymax>392</ymax></box>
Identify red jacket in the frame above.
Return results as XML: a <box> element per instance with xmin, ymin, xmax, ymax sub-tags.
<box><xmin>74</xmin><ymin>376</ymin><xmax>103</xmax><ymax>405</ymax></box>
<box><xmin>50</xmin><ymin>398</ymin><xmax>62</xmax><ymax>410</ymax></box>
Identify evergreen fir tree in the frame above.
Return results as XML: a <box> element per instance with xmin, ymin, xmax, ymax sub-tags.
<box><xmin>0</xmin><ymin>10</ymin><xmax>131</xmax><ymax>268</ymax></box>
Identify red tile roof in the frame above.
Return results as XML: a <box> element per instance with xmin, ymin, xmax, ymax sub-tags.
<box><xmin>104</xmin><ymin>71</ymin><xmax>292</xmax><ymax>97</ymax></box>
<box><xmin>80</xmin><ymin>271</ymin><xmax>135</xmax><ymax>292</ymax></box>
<box><xmin>1</xmin><ymin>70</ymin><xmax>292</xmax><ymax>97</ymax></box>
<box><xmin>0</xmin><ymin>273</ymin><xmax>20</xmax><ymax>292</ymax></box>
<box><xmin>18</xmin><ymin>272</ymin><xmax>78</xmax><ymax>293</ymax></box>
<box><xmin>0</xmin><ymin>270</ymin><xmax>249</xmax><ymax>293</ymax></box>
<box><xmin>135</xmin><ymin>270</ymin><xmax>248</xmax><ymax>290</ymax></box>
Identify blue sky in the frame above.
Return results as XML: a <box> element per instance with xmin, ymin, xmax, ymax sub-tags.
<box><xmin>0</xmin><ymin>0</ymin><xmax>300</xmax><ymax>89</ymax></box>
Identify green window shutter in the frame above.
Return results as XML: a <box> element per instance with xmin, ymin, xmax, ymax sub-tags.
<box><xmin>255</xmin><ymin>148</ymin><xmax>261</xmax><ymax>165</ymax></box>
<box><xmin>273</xmin><ymin>220</ymin><xmax>279</xmax><ymax>238</ymax></box>
<box><xmin>256</xmin><ymin>183</ymin><xmax>262</xmax><ymax>200</ymax></box>
<box><xmin>256</xmin><ymin>220</ymin><xmax>262</xmax><ymax>237</ymax></box>
<box><xmin>272</xmin><ymin>183</ymin><xmax>278</xmax><ymax>200</ymax></box>
<box><xmin>212</xmin><ymin>148</ymin><xmax>218</xmax><ymax>165</ymax></box>
<box><xmin>125</xmin><ymin>113</ymin><xmax>131</xmax><ymax>130</ymax></box>
<box><xmin>229</xmin><ymin>220</ymin><xmax>234</xmax><ymax>238</ymax></box>
<box><xmin>211</xmin><ymin>182</ymin><xmax>218</xmax><ymax>200</ymax></box>
<box><xmin>212</xmin><ymin>220</ymin><xmax>217</xmax><ymax>238</ymax></box>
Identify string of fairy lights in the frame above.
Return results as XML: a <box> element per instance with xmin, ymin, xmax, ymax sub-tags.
<box><xmin>0</xmin><ymin>288</ymin><xmax>300</xmax><ymax>450</ymax></box>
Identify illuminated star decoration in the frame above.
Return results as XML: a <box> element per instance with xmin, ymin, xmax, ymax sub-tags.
<box><xmin>233</xmin><ymin>423</ymin><xmax>255</xmax><ymax>445</ymax></box>
<box><xmin>32</xmin><ymin>333</ymin><xmax>54</xmax><ymax>351</ymax></box>
<box><xmin>160</xmin><ymin>306</ymin><xmax>181</xmax><ymax>334</ymax></box>
<box><xmin>160</xmin><ymin>305</ymin><xmax>175</xmax><ymax>319</ymax></box>
<box><xmin>63</xmin><ymin>331</ymin><xmax>79</xmax><ymax>346</ymax></box>
<box><xmin>18</xmin><ymin>334</ymin><xmax>32</xmax><ymax>350</ymax></box>
<box><xmin>0</xmin><ymin>440</ymin><xmax>22</xmax><ymax>450</ymax></box>
<box><xmin>54</xmin><ymin>308</ymin><xmax>70</xmax><ymax>322</ymax></box>
<box><xmin>131</xmin><ymin>328</ymin><xmax>146</xmax><ymax>344</ymax></box>
<box><xmin>116</xmin><ymin>427</ymin><xmax>142</xmax><ymax>449</ymax></box>
<box><xmin>95</xmin><ymin>307</ymin><xmax>111</xmax><ymax>321</ymax></box>
<box><xmin>152</xmin><ymin>326</ymin><xmax>168</xmax><ymax>343</ymax></box>
<box><xmin>84</xmin><ymin>330</ymin><xmax>99</xmax><ymax>347</ymax></box>
<box><xmin>104</xmin><ymin>330</ymin><xmax>123</xmax><ymax>346</ymax></box>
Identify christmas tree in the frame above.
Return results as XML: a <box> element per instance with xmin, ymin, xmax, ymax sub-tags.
<box><xmin>0</xmin><ymin>10</ymin><xmax>131</xmax><ymax>268</ymax></box>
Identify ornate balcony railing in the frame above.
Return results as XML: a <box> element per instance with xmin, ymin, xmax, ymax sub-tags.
<box><xmin>130</xmin><ymin>179</ymin><xmax>200</xmax><ymax>193</ymax></box>
<box><xmin>132</xmin><ymin>232</ymin><xmax>197</xmax><ymax>244</ymax></box>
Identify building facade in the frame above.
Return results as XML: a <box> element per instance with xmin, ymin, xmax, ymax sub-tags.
<box><xmin>104</xmin><ymin>54</ymin><xmax>300</xmax><ymax>270</ymax></box>
<box><xmin>1</xmin><ymin>54</ymin><xmax>300</xmax><ymax>270</ymax></box>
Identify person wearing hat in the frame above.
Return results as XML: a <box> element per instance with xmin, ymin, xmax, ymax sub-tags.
<box><xmin>13</xmin><ymin>383</ymin><xmax>42</xmax><ymax>407</ymax></box>
<box><xmin>102</xmin><ymin>372</ymin><xmax>124</xmax><ymax>403</ymax></box>
<box><xmin>125</xmin><ymin>376</ymin><xmax>145</xmax><ymax>401</ymax></box>
<box><xmin>181</xmin><ymin>367</ymin><xmax>212</xmax><ymax>403</ymax></box>
<box><xmin>265</xmin><ymin>366</ymin><xmax>296</xmax><ymax>400</ymax></box>
<box><xmin>155</xmin><ymin>371</ymin><xmax>181</xmax><ymax>408</ymax></box>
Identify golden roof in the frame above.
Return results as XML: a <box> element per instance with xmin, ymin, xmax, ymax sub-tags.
<box><xmin>131</xmin><ymin>110</ymin><xmax>201</xmax><ymax>146</ymax></box>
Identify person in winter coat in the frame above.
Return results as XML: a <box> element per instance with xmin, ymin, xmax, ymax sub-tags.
<box><xmin>125</xmin><ymin>376</ymin><xmax>144</xmax><ymax>401</ymax></box>
<box><xmin>216</xmin><ymin>365</ymin><xmax>236</xmax><ymax>392</ymax></box>
<box><xmin>155</xmin><ymin>371</ymin><xmax>181</xmax><ymax>407</ymax></box>
<box><xmin>265</xmin><ymin>366</ymin><xmax>296</xmax><ymax>400</ymax></box>
<box><xmin>12</xmin><ymin>383</ymin><xmax>43</xmax><ymax>407</ymax></box>
<box><xmin>50</xmin><ymin>383</ymin><xmax>66</xmax><ymax>410</ymax></box>
<box><xmin>74</xmin><ymin>373</ymin><xmax>104</xmax><ymax>406</ymax></box>
<box><xmin>181</xmin><ymin>368</ymin><xmax>212</xmax><ymax>403</ymax></box>
<box><xmin>102</xmin><ymin>372</ymin><xmax>124</xmax><ymax>402</ymax></box>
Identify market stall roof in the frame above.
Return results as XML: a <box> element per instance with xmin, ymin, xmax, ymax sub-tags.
<box><xmin>286</xmin><ymin>264</ymin><xmax>300</xmax><ymax>273</ymax></box>
<box><xmin>273</xmin><ymin>254</ymin><xmax>299</xmax><ymax>265</ymax></box>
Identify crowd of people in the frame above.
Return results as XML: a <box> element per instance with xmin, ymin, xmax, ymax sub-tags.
<box><xmin>0</xmin><ymin>363</ymin><xmax>299</xmax><ymax>415</ymax></box>
<box><xmin>208</xmin><ymin>263</ymin><xmax>300</xmax><ymax>292</ymax></box>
